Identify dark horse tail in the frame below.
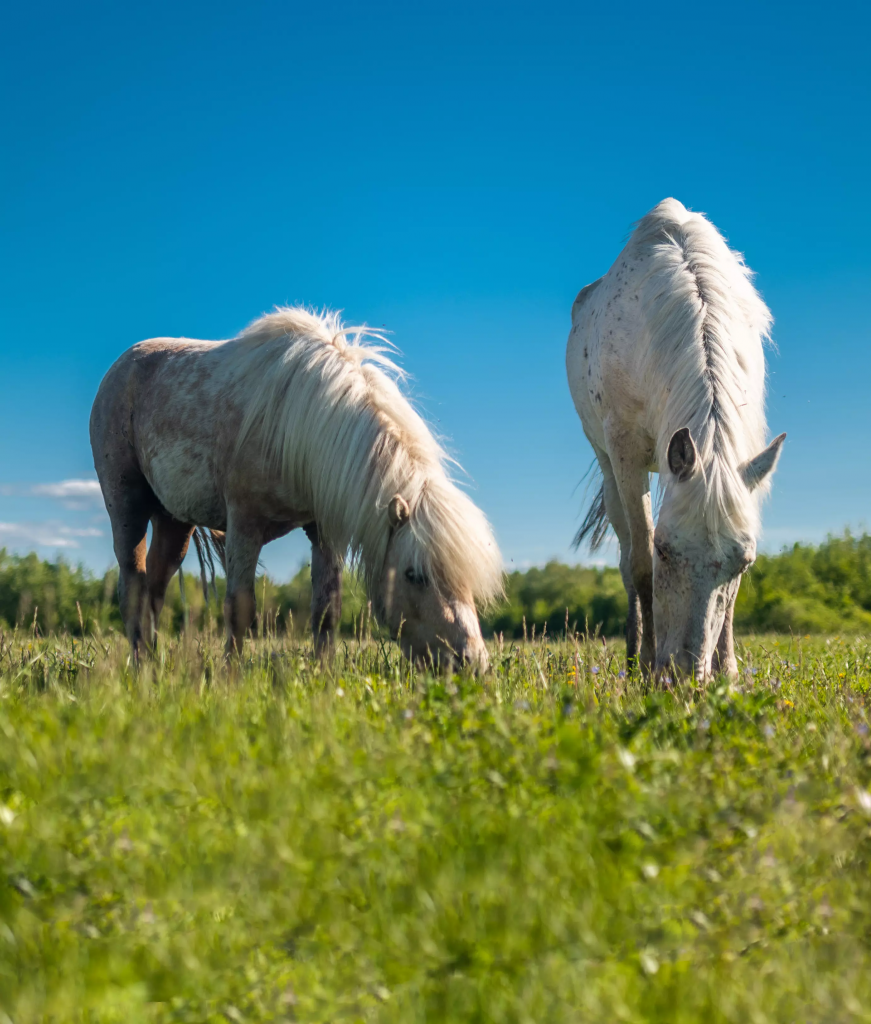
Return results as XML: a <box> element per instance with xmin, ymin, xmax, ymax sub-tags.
<box><xmin>573</xmin><ymin>467</ymin><xmax>610</xmax><ymax>552</ymax></box>
<box><xmin>190</xmin><ymin>528</ymin><xmax>227</xmax><ymax>604</ymax></box>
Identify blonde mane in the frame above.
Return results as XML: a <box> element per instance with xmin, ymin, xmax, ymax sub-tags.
<box><xmin>227</xmin><ymin>307</ymin><xmax>503</xmax><ymax>604</ymax></box>
<box><xmin>633</xmin><ymin>199</ymin><xmax>773</xmax><ymax>538</ymax></box>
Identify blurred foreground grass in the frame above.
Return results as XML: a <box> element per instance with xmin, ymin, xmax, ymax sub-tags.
<box><xmin>0</xmin><ymin>631</ymin><xmax>870</xmax><ymax>1023</ymax></box>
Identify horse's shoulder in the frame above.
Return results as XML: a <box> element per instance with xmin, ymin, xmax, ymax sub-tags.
<box><xmin>571</xmin><ymin>277</ymin><xmax>604</xmax><ymax>321</ymax></box>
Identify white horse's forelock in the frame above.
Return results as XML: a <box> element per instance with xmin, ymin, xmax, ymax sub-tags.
<box><xmin>634</xmin><ymin>199</ymin><xmax>773</xmax><ymax>539</ymax></box>
<box><xmin>229</xmin><ymin>306</ymin><xmax>504</xmax><ymax>604</ymax></box>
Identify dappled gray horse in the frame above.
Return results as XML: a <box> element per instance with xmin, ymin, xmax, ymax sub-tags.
<box><xmin>90</xmin><ymin>307</ymin><xmax>503</xmax><ymax>666</ymax></box>
<box><xmin>567</xmin><ymin>199</ymin><xmax>785</xmax><ymax>679</ymax></box>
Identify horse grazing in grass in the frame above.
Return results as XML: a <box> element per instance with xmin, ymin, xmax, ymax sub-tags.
<box><xmin>90</xmin><ymin>307</ymin><xmax>503</xmax><ymax>668</ymax></box>
<box><xmin>567</xmin><ymin>199</ymin><xmax>785</xmax><ymax>680</ymax></box>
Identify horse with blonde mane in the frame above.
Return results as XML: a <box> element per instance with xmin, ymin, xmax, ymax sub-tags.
<box><xmin>567</xmin><ymin>199</ymin><xmax>785</xmax><ymax>680</ymax></box>
<box><xmin>90</xmin><ymin>307</ymin><xmax>503</xmax><ymax>668</ymax></box>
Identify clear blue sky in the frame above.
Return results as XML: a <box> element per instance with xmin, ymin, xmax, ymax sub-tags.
<box><xmin>1</xmin><ymin>0</ymin><xmax>869</xmax><ymax>579</ymax></box>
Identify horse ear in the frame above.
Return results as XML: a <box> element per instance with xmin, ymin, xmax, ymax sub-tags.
<box><xmin>741</xmin><ymin>433</ymin><xmax>786</xmax><ymax>491</ymax></box>
<box><xmin>387</xmin><ymin>494</ymin><xmax>410</xmax><ymax>528</ymax></box>
<box><xmin>667</xmin><ymin>427</ymin><xmax>697</xmax><ymax>482</ymax></box>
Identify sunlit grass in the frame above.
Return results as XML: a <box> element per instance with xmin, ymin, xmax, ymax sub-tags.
<box><xmin>0</xmin><ymin>630</ymin><xmax>869</xmax><ymax>1022</ymax></box>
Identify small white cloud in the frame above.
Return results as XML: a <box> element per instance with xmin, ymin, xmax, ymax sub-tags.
<box><xmin>0</xmin><ymin>522</ymin><xmax>103</xmax><ymax>549</ymax></box>
<box><xmin>30</xmin><ymin>479</ymin><xmax>105</xmax><ymax>509</ymax></box>
<box><xmin>0</xmin><ymin>479</ymin><xmax>106</xmax><ymax>511</ymax></box>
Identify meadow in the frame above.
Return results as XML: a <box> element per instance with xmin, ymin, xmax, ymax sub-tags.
<box><xmin>1</xmin><ymin>627</ymin><xmax>870</xmax><ymax>1023</ymax></box>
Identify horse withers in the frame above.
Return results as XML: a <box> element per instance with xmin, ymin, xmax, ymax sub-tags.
<box><xmin>567</xmin><ymin>199</ymin><xmax>785</xmax><ymax>681</ymax></box>
<box><xmin>90</xmin><ymin>307</ymin><xmax>503</xmax><ymax>668</ymax></box>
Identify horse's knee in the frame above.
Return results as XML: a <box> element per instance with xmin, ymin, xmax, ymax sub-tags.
<box><xmin>631</xmin><ymin>567</ymin><xmax>653</xmax><ymax>608</ymax></box>
<box><xmin>312</xmin><ymin>628</ymin><xmax>335</xmax><ymax>659</ymax></box>
<box><xmin>312</xmin><ymin>575</ymin><xmax>341</xmax><ymax>623</ymax></box>
<box><xmin>224</xmin><ymin>590</ymin><xmax>255</xmax><ymax>653</ymax></box>
<box><xmin>309</xmin><ymin>533</ymin><xmax>342</xmax><ymax>642</ymax></box>
<box><xmin>312</xmin><ymin>602</ymin><xmax>336</xmax><ymax>634</ymax></box>
<box><xmin>118</xmin><ymin>568</ymin><xmax>148</xmax><ymax>643</ymax></box>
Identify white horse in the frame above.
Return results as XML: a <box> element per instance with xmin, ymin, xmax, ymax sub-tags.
<box><xmin>567</xmin><ymin>199</ymin><xmax>785</xmax><ymax>679</ymax></box>
<box><xmin>90</xmin><ymin>307</ymin><xmax>503</xmax><ymax>667</ymax></box>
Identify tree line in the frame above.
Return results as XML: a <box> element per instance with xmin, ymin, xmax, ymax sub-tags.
<box><xmin>1</xmin><ymin>531</ymin><xmax>869</xmax><ymax>639</ymax></box>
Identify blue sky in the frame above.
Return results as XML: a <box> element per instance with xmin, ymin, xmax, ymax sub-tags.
<box><xmin>1</xmin><ymin>0</ymin><xmax>869</xmax><ymax>579</ymax></box>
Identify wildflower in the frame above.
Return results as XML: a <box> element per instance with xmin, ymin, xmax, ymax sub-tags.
<box><xmin>618</xmin><ymin>670</ymin><xmax>626</xmax><ymax>679</ymax></box>
<box><xmin>639</xmin><ymin>951</ymin><xmax>659</xmax><ymax>975</ymax></box>
<box><xmin>591</xmin><ymin>666</ymin><xmax>600</xmax><ymax>675</ymax></box>
<box><xmin>618</xmin><ymin>748</ymin><xmax>636</xmax><ymax>770</ymax></box>
<box><xmin>782</xmin><ymin>699</ymin><xmax>794</xmax><ymax>709</ymax></box>
<box><xmin>816</xmin><ymin>898</ymin><xmax>834</xmax><ymax>919</ymax></box>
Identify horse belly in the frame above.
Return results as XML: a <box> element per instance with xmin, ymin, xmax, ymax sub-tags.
<box><xmin>144</xmin><ymin>442</ymin><xmax>227</xmax><ymax>529</ymax></box>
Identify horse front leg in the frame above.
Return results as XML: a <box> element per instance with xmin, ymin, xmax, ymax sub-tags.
<box><xmin>604</xmin><ymin>435</ymin><xmax>656</xmax><ymax>675</ymax></box>
<box><xmin>222</xmin><ymin>513</ymin><xmax>265</xmax><ymax>659</ymax></box>
<box><xmin>630</xmin><ymin>514</ymin><xmax>656</xmax><ymax>674</ymax></box>
<box><xmin>714</xmin><ymin>585</ymin><xmax>739</xmax><ymax>678</ymax></box>
<box><xmin>597</xmin><ymin>457</ymin><xmax>643</xmax><ymax>667</ymax></box>
<box><xmin>304</xmin><ymin>523</ymin><xmax>343</xmax><ymax>657</ymax></box>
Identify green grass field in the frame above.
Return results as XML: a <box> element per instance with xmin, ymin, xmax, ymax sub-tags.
<box><xmin>1</xmin><ymin>631</ymin><xmax>870</xmax><ymax>1022</ymax></box>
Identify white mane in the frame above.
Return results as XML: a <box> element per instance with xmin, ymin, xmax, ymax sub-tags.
<box><xmin>633</xmin><ymin>199</ymin><xmax>773</xmax><ymax>538</ymax></box>
<box><xmin>228</xmin><ymin>307</ymin><xmax>503</xmax><ymax>604</ymax></box>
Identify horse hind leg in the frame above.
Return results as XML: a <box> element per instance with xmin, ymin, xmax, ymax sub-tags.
<box><xmin>304</xmin><ymin>522</ymin><xmax>343</xmax><ymax>656</ymax></box>
<box><xmin>146</xmin><ymin>514</ymin><xmax>195</xmax><ymax>641</ymax></box>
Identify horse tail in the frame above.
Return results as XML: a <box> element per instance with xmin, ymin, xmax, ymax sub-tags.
<box><xmin>573</xmin><ymin>471</ymin><xmax>610</xmax><ymax>552</ymax></box>
<box><xmin>191</xmin><ymin>528</ymin><xmax>226</xmax><ymax>604</ymax></box>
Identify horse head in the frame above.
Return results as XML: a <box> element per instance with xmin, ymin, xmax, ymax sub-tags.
<box><xmin>653</xmin><ymin>427</ymin><xmax>786</xmax><ymax>680</ymax></box>
<box><xmin>373</xmin><ymin>494</ymin><xmax>492</xmax><ymax>673</ymax></box>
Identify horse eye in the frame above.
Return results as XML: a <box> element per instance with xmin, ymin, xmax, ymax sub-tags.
<box><xmin>404</xmin><ymin>567</ymin><xmax>428</xmax><ymax>586</ymax></box>
<box><xmin>655</xmin><ymin>543</ymin><xmax>668</xmax><ymax>561</ymax></box>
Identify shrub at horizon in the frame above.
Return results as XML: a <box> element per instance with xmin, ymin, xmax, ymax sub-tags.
<box><xmin>1</xmin><ymin>530</ymin><xmax>869</xmax><ymax>638</ymax></box>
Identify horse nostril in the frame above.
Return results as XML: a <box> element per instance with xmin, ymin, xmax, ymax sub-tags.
<box><xmin>461</xmin><ymin>643</ymin><xmax>489</xmax><ymax>673</ymax></box>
